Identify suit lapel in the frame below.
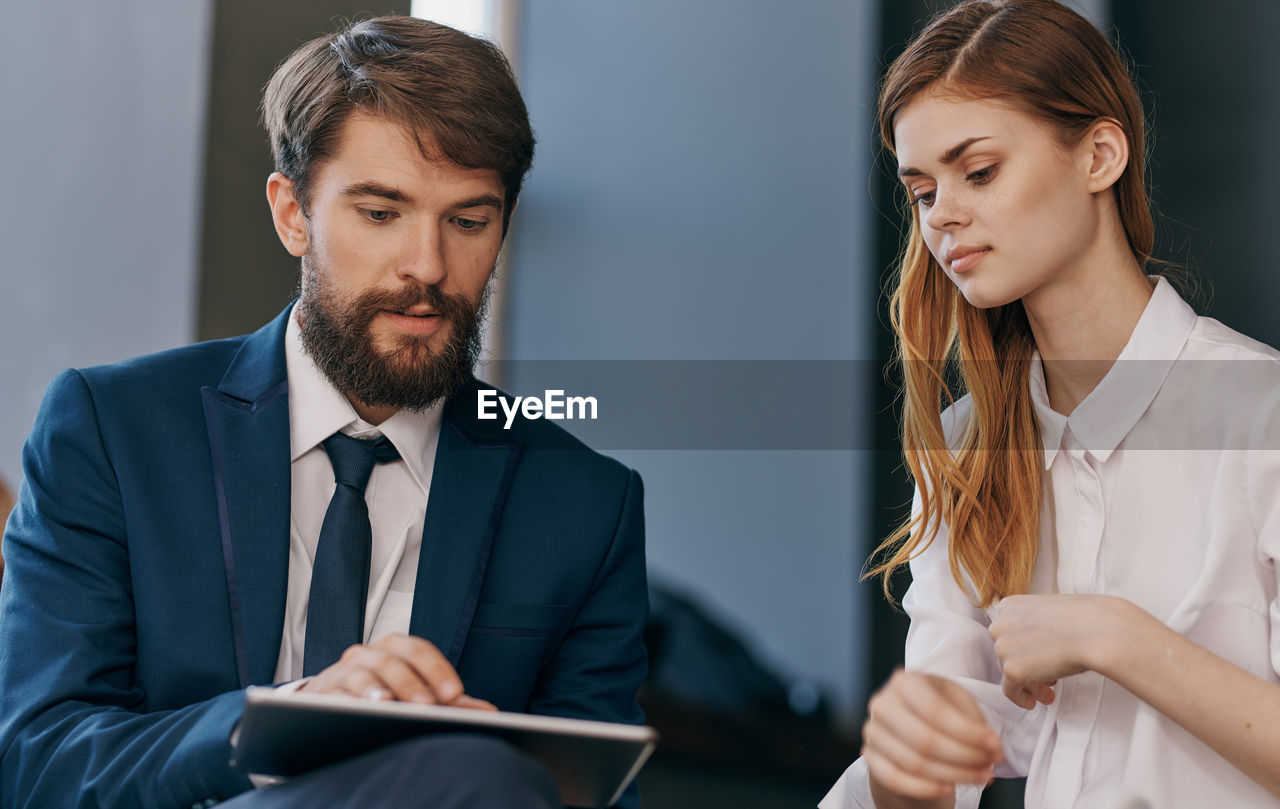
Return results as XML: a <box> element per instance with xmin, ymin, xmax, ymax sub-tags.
<box><xmin>202</xmin><ymin>307</ymin><xmax>293</xmax><ymax>687</ymax></box>
<box><xmin>409</xmin><ymin>383</ymin><xmax>520</xmax><ymax>665</ymax></box>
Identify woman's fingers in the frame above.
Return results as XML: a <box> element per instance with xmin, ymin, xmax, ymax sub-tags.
<box><xmin>864</xmin><ymin>706</ymin><xmax>995</xmax><ymax>785</ymax></box>
<box><xmin>864</xmin><ymin>747</ymin><xmax>955</xmax><ymax>801</ymax></box>
<box><xmin>897</xmin><ymin>672</ymin><xmax>1000</xmax><ymax>758</ymax></box>
<box><xmin>1003</xmin><ymin>678</ymin><xmax>1056</xmax><ymax>709</ymax></box>
<box><xmin>863</xmin><ymin>670</ymin><xmax>1002</xmax><ymax>800</ymax></box>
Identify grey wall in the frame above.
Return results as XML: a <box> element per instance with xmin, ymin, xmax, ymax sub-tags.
<box><xmin>0</xmin><ymin>1</ymin><xmax>214</xmax><ymax>487</ymax></box>
<box><xmin>507</xmin><ymin>1</ymin><xmax>877</xmax><ymax>719</ymax></box>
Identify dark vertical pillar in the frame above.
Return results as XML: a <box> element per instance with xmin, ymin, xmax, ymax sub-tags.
<box><xmin>866</xmin><ymin>0</ymin><xmax>932</xmax><ymax>706</ymax></box>
<box><xmin>195</xmin><ymin>1</ymin><xmax>411</xmax><ymax>340</ymax></box>
<box><xmin>1111</xmin><ymin>1</ymin><xmax>1280</xmax><ymax>344</ymax></box>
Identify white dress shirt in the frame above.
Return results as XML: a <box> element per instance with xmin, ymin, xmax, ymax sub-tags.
<box><xmin>274</xmin><ymin>310</ymin><xmax>444</xmax><ymax>683</ymax></box>
<box><xmin>823</xmin><ymin>279</ymin><xmax>1280</xmax><ymax>808</ymax></box>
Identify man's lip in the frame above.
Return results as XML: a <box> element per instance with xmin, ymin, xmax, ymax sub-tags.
<box><xmin>382</xmin><ymin>309</ymin><xmax>446</xmax><ymax>335</ymax></box>
<box><xmin>392</xmin><ymin>305</ymin><xmax>440</xmax><ymax>317</ymax></box>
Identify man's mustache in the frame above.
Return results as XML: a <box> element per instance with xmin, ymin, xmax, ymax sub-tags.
<box><xmin>354</xmin><ymin>283</ymin><xmax>473</xmax><ymax>321</ymax></box>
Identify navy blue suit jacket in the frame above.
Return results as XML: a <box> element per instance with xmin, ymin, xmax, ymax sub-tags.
<box><xmin>0</xmin><ymin>307</ymin><xmax>648</xmax><ymax>809</ymax></box>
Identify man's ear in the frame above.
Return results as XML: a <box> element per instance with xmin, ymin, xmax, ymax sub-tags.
<box><xmin>266</xmin><ymin>172</ymin><xmax>308</xmax><ymax>257</ymax></box>
<box><xmin>1082</xmin><ymin>118</ymin><xmax>1129</xmax><ymax>195</ymax></box>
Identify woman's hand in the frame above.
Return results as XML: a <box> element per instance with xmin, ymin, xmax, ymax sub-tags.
<box><xmin>862</xmin><ymin>670</ymin><xmax>1002</xmax><ymax>805</ymax></box>
<box><xmin>988</xmin><ymin>594</ymin><xmax>1148</xmax><ymax>709</ymax></box>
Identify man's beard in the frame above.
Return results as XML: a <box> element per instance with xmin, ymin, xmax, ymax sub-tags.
<box><xmin>296</xmin><ymin>257</ymin><xmax>490</xmax><ymax>413</ymax></box>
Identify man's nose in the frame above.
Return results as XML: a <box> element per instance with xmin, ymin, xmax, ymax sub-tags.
<box><xmin>397</xmin><ymin>225</ymin><xmax>448</xmax><ymax>286</ymax></box>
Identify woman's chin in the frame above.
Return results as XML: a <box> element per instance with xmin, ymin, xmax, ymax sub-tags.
<box><xmin>952</xmin><ymin>276</ymin><xmax>1026</xmax><ymax>311</ymax></box>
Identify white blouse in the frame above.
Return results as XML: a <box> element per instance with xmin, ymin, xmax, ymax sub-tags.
<box><xmin>823</xmin><ymin>279</ymin><xmax>1280</xmax><ymax>808</ymax></box>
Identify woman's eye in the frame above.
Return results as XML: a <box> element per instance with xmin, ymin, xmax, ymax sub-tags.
<box><xmin>912</xmin><ymin>190</ymin><xmax>936</xmax><ymax>207</ymax></box>
<box><xmin>966</xmin><ymin>165</ymin><xmax>997</xmax><ymax>184</ymax></box>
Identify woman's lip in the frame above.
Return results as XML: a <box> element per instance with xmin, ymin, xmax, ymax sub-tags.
<box><xmin>949</xmin><ymin>247</ymin><xmax>991</xmax><ymax>274</ymax></box>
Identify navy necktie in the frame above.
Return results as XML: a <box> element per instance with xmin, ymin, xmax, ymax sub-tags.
<box><xmin>302</xmin><ymin>432</ymin><xmax>401</xmax><ymax>677</ymax></box>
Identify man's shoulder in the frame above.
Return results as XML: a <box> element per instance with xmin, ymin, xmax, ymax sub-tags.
<box><xmin>72</xmin><ymin>309</ymin><xmax>290</xmax><ymax>402</ymax></box>
<box><xmin>77</xmin><ymin>335</ymin><xmax>251</xmax><ymax>388</ymax></box>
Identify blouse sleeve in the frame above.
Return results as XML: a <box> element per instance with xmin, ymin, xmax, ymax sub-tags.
<box><xmin>901</xmin><ymin>489</ymin><xmax>1047</xmax><ymax>779</ymax></box>
<box><xmin>1245</xmin><ymin>384</ymin><xmax>1280</xmax><ymax>678</ymax></box>
<box><xmin>820</xmin><ymin>489</ymin><xmax>1047</xmax><ymax>809</ymax></box>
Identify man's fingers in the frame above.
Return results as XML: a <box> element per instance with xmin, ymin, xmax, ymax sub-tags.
<box><xmin>371</xmin><ymin>634</ymin><xmax>464</xmax><ymax>704</ymax></box>
<box><xmin>453</xmin><ymin>695</ymin><xmax>499</xmax><ymax>711</ymax></box>
<box><xmin>309</xmin><ymin>660</ymin><xmax>392</xmax><ymax>700</ymax></box>
<box><xmin>343</xmin><ymin>645</ymin><xmax>442</xmax><ymax>703</ymax></box>
<box><xmin>306</xmin><ymin>635</ymin><xmax>468</xmax><ymax>705</ymax></box>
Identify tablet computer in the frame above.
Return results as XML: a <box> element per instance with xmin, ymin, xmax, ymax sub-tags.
<box><xmin>232</xmin><ymin>687</ymin><xmax>659</xmax><ymax>808</ymax></box>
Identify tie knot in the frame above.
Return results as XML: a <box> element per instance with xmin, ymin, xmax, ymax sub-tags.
<box><xmin>322</xmin><ymin>432</ymin><xmax>401</xmax><ymax>492</ymax></box>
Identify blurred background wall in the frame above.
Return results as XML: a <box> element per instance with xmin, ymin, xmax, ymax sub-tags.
<box><xmin>1</xmin><ymin>0</ymin><xmax>1271</xmax><ymax>806</ymax></box>
<box><xmin>505</xmin><ymin>0</ymin><xmax>873</xmax><ymax>721</ymax></box>
<box><xmin>0</xmin><ymin>0</ymin><xmax>214</xmax><ymax>488</ymax></box>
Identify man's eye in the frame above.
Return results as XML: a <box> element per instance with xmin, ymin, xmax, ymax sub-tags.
<box><xmin>362</xmin><ymin>209</ymin><xmax>394</xmax><ymax>223</ymax></box>
<box><xmin>455</xmin><ymin>217</ymin><xmax>486</xmax><ymax>231</ymax></box>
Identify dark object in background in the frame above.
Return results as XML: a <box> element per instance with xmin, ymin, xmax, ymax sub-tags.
<box><xmin>637</xmin><ymin>580</ymin><xmax>858</xmax><ymax>807</ymax></box>
<box><xmin>644</xmin><ymin>581</ymin><xmax>830</xmax><ymax>724</ymax></box>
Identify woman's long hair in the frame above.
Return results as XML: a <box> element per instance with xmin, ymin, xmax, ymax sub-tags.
<box><xmin>867</xmin><ymin>0</ymin><xmax>1154</xmax><ymax>606</ymax></box>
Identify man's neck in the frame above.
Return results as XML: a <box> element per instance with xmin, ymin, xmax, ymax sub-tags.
<box><xmin>350</xmin><ymin>398</ymin><xmax>398</xmax><ymax>426</ymax></box>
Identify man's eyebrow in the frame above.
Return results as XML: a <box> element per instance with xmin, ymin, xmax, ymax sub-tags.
<box><xmin>454</xmin><ymin>193</ymin><xmax>504</xmax><ymax>212</ymax></box>
<box><xmin>897</xmin><ymin>136</ymin><xmax>994</xmax><ymax>178</ymax></box>
<box><xmin>341</xmin><ymin>182</ymin><xmax>412</xmax><ymax>203</ymax></box>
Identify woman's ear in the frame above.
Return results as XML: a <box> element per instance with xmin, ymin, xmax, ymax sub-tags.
<box><xmin>1082</xmin><ymin>118</ymin><xmax>1130</xmax><ymax>194</ymax></box>
<box><xmin>266</xmin><ymin>172</ymin><xmax>309</xmax><ymax>257</ymax></box>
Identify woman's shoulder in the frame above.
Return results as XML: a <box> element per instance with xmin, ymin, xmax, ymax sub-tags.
<box><xmin>1165</xmin><ymin>314</ymin><xmax>1280</xmax><ymax>452</ymax></box>
<box><xmin>940</xmin><ymin>393</ymin><xmax>975</xmax><ymax>450</ymax></box>
<box><xmin>1185</xmin><ymin>315</ymin><xmax>1280</xmax><ymax>364</ymax></box>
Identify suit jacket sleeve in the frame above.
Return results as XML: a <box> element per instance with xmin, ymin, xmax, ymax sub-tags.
<box><xmin>0</xmin><ymin>370</ymin><xmax>252</xmax><ymax>809</ymax></box>
<box><xmin>527</xmin><ymin>468</ymin><xmax>648</xmax><ymax>809</ymax></box>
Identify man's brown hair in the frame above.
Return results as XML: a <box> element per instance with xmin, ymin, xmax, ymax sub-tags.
<box><xmin>261</xmin><ymin>15</ymin><xmax>534</xmax><ymax>232</ymax></box>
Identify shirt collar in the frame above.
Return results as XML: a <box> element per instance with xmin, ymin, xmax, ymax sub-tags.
<box><xmin>285</xmin><ymin>309</ymin><xmax>444</xmax><ymax>492</ymax></box>
<box><xmin>1030</xmin><ymin>277</ymin><xmax>1198</xmax><ymax>469</ymax></box>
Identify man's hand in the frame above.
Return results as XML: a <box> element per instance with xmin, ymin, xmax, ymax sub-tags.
<box><xmin>988</xmin><ymin>594</ymin><xmax>1147</xmax><ymax>710</ymax></box>
<box><xmin>863</xmin><ymin>670</ymin><xmax>1001</xmax><ymax>806</ymax></box>
<box><xmin>300</xmin><ymin>633</ymin><xmax>497</xmax><ymax>710</ymax></box>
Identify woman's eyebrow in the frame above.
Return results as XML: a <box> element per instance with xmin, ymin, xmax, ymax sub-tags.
<box><xmin>898</xmin><ymin>136</ymin><xmax>994</xmax><ymax>178</ymax></box>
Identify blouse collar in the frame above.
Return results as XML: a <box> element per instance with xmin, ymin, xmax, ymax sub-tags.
<box><xmin>1029</xmin><ymin>277</ymin><xmax>1198</xmax><ymax>469</ymax></box>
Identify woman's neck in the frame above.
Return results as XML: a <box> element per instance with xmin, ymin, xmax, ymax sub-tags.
<box><xmin>1022</xmin><ymin>241</ymin><xmax>1153</xmax><ymax>416</ymax></box>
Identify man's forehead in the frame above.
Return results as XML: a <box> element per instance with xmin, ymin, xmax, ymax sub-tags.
<box><xmin>332</xmin><ymin>111</ymin><xmax>447</xmax><ymax>165</ymax></box>
<box><xmin>320</xmin><ymin>112</ymin><xmax>503</xmax><ymax>199</ymax></box>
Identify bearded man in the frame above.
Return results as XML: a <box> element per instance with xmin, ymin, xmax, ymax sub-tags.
<box><xmin>0</xmin><ymin>17</ymin><xmax>647</xmax><ymax>809</ymax></box>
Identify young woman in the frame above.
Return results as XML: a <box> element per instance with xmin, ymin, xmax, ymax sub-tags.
<box><xmin>822</xmin><ymin>1</ymin><xmax>1280</xmax><ymax>807</ymax></box>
